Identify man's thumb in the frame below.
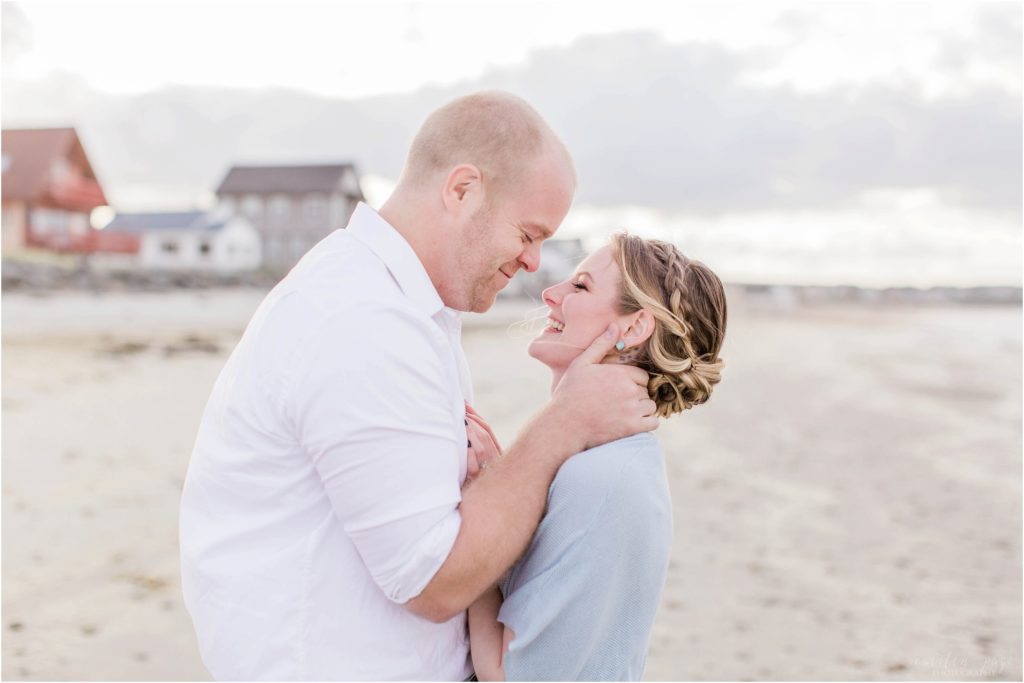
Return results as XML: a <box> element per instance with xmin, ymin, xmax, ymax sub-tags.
<box><xmin>570</xmin><ymin>323</ymin><xmax>619</xmax><ymax>368</ymax></box>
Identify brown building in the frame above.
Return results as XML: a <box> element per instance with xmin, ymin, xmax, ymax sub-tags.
<box><xmin>1</xmin><ymin>127</ymin><xmax>111</xmax><ymax>253</ymax></box>
<box><xmin>214</xmin><ymin>163</ymin><xmax>364</xmax><ymax>272</ymax></box>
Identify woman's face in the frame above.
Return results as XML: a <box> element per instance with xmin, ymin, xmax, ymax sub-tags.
<box><xmin>529</xmin><ymin>245</ymin><xmax>628</xmax><ymax>369</ymax></box>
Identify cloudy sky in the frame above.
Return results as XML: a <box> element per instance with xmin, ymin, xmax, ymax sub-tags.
<box><xmin>2</xmin><ymin>1</ymin><xmax>1021</xmax><ymax>285</ymax></box>
<box><xmin>7</xmin><ymin>1</ymin><xmax>1018</xmax><ymax>99</ymax></box>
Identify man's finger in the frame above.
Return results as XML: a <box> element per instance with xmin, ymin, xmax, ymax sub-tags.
<box><xmin>639</xmin><ymin>398</ymin><xmax>657</xmax><ymax>417</ymax></box>
<box><xmin>624</xmin><ymin>365</ymin><xmax>650</xmax><ymax>387</ymax></box>
<box><xmin>639</xmin><ymin>415</ymin><xmax>659</xmax><ymax>432</ymax></box>
<box><xmin>568</xmin><ymin>323</ymin><xmax>619</xmax><ymax>369</ymax></box>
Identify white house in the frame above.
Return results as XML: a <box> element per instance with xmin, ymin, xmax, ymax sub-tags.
<box><xmin>102</xmin><ymin>208</ymin><xmax>262</xmax><ymax>272</ymax></box>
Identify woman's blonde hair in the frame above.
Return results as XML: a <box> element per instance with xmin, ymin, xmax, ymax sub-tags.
<box><xmin>610</xmin><ymin>233</ymin><xmax>728</xmax><ymax>418</ymax></box>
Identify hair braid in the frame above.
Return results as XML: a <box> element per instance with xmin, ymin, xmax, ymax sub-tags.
<box><xmin>611</xmin><ymin>233</ymin><xmax>728</xmax><ymax>418</ymax></box>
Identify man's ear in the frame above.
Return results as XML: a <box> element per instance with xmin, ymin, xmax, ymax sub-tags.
<box><xmin>621</xmin><ymin>310</ymin><xmax>655</xmax><ymax>348</ymax></box>
<box><xmin>441</xmin><ymin>164</ymin><xmax>483</xmax><ymax>214</ymax></box>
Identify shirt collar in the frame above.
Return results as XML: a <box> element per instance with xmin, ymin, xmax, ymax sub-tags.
<box><xmin>346</xmin><ymin>202</ymin><xmax>446</xmax><ymax>318</ymax></box>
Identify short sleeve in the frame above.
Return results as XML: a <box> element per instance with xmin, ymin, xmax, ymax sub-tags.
<box><xmin>497</xmin><ymin>440</ymin><xmax>672</xmax><ymax>680</ymax></box>
<box><xmin>288</xmin><ymin>303</ymin><xmax>464</xmax><ymax>604</ymax></box>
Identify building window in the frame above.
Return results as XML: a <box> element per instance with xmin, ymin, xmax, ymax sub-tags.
<box><xmin>69</xmin><ymin>212</ymin><xmax>89</xmax><ymax>235</ymax></box>
<box><xmin>269</xmin><ymin>195</ymin><xmax>290</xmax><ymax>225</ymax></box>
<box><xmin>199</xmin><ymin>242</ymin><xmax>212</xmax><ymax>257</ymax></box>
<box><xmin>341</xmin><ymin>168</ymin><xmax>361</xmax><ymax>196</ymax></box>
<box><xmin>29</xmin><ymin>208</ymin><xmax>73</xmax><ymax>234</ymax></box>
<box><xmin>242</xmin><ymin>195</ymin><xmax>262</xmax><ymax>219</ymax></box>
<box><xmin>162</xmin><ymin>241</ymin><xmax>179</xmax><ymax>254</ymax></box>
<box><xmin>330</xmin><ymin>196</ymin><xmax>346</xmax><ymax>226</ymax></box>
<box><xmin>304</xmin><ymin>194</ymin><xmax>327</xmax><ymax>223</ymax></box>
<box><xmin>267</xmin><ymin>237</ymin><xmax>283</xmax><ymax>262</ymax></box>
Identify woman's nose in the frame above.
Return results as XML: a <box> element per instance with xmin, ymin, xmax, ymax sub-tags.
<box><xmin>542</xmin><ymin>284</ymin><xmax>558</xmax><ymax>308</ymax></box>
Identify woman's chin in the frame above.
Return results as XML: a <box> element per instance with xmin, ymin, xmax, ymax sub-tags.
<box><xmin>527</xmin><ymin>339</ymin><xmax>545</xmax><ymax>362</ymax></box>
<box><xmin>528</xmin><ymin>336</ymin><xmax>571</xmax><ymax>369</ymax></box>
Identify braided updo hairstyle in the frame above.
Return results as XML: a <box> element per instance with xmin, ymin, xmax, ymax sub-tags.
<box><xmin>610</xmin><ymin>233</ymin><xmax>728</xmax><ymax>418</ymax></box>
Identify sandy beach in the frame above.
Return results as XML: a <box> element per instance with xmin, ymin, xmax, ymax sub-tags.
<box><xmin>2</xmin><ymin>288</ymin><xmax>1020</xmax><ymax>681</ymax></box>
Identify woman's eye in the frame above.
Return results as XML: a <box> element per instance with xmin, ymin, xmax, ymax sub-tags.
<box><xmin>572</xmin><ymin>281</ymin><xmax>587</xmax><ymax>291</ymax></box>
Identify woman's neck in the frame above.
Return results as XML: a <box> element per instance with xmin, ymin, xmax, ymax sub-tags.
<box><xmin>549</xmin><ymin>369</ymin><xmax>566</xmax><ymax>395</ymax></box>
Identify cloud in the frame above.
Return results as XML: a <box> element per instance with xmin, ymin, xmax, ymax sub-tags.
<box><xmin>933</xmin><ymin>3</ymin><xmax>1021</xmax><ymax>85</ymax></box>
<box><xmin>2</xmin><ymin>3</ymin><xmax>33</xmax><ymax>64</ymax></box>
<box><xmin>463</xmin><ymin>31</ymin><xmax>1022</xmax><ymax>213</ymax></box>
<box><xmin>2</xmin><ymin>22</ymin><xmax>1019</xmax><ymax>214</ymax></box>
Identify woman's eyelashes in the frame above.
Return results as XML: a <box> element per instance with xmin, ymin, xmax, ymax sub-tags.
<box><xmin>572</xmin><ymin>280</ymin><xmax>587</xmax><ymax>291</ymax></box>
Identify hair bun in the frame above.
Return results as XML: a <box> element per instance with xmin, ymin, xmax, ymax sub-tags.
<box><xmin>647</xmin><ymin>355</ymin><xmax>725</xmax><ymax>417</ymax></box>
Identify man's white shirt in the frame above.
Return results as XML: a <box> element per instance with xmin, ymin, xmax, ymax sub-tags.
<box><xmin>179</xmin><ymin>203</ymin><xmax>474</xmax><ymax>681</ymax></box>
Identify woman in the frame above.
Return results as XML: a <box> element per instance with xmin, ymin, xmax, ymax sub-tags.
<box><xmin>466</xmin><ymin>232</ymin><xmax>728</xmax><ymax>681</ymax></box>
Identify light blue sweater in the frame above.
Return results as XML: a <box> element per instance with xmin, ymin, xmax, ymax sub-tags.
<box><xmin>498</xmin><ymin>432</ymin><xmax>673</xmax><ymax>681</ymax></box>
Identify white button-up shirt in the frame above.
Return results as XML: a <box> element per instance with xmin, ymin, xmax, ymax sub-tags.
<box><xmin>180</xmin><ymin>203</ymin><xmax>474</xmax><ymax>681</ymax></box>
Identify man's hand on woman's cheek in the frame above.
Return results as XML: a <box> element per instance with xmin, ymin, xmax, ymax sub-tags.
<box><xmin>551</xmin><ymin>324</ymin><xmax>658</xmax><ymax>451</ymax></box>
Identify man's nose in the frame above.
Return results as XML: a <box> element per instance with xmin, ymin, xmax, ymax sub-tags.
<box><xmin>519</xmin><ymin>243</ymin><xmax>541</xmax><ymax>273</ymax></box>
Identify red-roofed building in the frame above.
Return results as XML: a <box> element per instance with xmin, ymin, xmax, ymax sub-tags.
<box><xmin>1</xmin><ymin>127</ymin><xmax>126</xmax><ymax>254</ymax></box>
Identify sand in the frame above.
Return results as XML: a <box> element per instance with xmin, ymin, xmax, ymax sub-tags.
<box><xmin>2</xmin><ymin>288</ymin><xmax>1021</xmax><ymax>681</ymax></box>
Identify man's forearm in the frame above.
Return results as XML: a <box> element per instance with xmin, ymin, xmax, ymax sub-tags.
<box><xmin>405</xmin><ymin>404</ymin><xmax>580</xmax><ymax>621</ymax></box>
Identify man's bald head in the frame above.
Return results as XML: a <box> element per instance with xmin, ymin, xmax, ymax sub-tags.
<box><xmin>380</xmin><ymin>92</ymin><xmax>577</xmax><ymax>312</ymax></box>
<box><xmin>399</xmin><ymin>91</ymin><xmax>575</xmax><ymax>202</ymax></box>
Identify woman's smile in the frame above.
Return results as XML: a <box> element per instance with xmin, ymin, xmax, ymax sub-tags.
<box><xmin>544</xmin><ymin>317</ymin><xmax>564</xmax><ymax>333</ymax></box>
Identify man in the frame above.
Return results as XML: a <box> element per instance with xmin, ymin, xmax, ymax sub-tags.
<box><xmin>179</xmin><ymin>92</ymin><xmax>657</xmax><ymax>680</ymax></box>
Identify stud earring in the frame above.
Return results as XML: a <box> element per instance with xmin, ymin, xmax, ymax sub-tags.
<box><xmin>615</xmin><ymin>341</ymin><xmax>626</xmax><ymax>351</ymax></box>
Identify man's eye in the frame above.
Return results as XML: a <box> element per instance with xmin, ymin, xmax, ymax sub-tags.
<box><xmin>521</xmin><ymin>232</ymin><xmax>535</xmax><ymax>245</ymax></box>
